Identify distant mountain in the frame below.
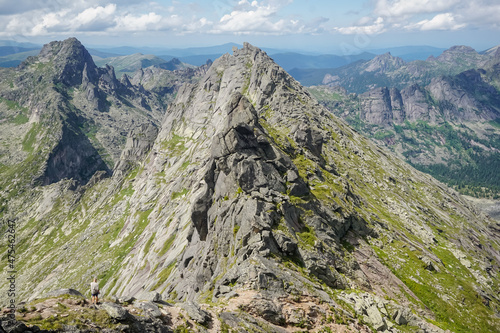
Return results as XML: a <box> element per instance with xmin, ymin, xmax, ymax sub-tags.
<box><xmin>164</xmin><ymin>54</ymin><xmax>221</xmax><ymax>67</ymax></box>
<box><xmin>94</xmin><ymin>53</ymin><xmax>194</xmax><ymax>76</ymax></box>
<box><xmin>91</xmin><ymin>43</ymin><xmax>376</xmax><ymax>70</ymax></box>
<box><xmin>87</xmin><ymin>48</ymin><xmax>122</xmax><ymax>59</ymax></box>
<box><xmin>0</xmin><ymin>39</ymin><xmax>40</xmax><ymax>48</ymax></box>
<box><xmin>269</xmin><ymin>52</ymin><xmax>375</xmax><ymax>71</ymax></box>
<box><xmin>288</xmin><ymin>65</ymin><xmax>355</xmax><ymax>87</ymax></box>
<box><xmin>368</xmin><ymin>45</ymin><xmax>446</xmax><ymax>61</ymax></box>
<box><xmin>307</xmin><ymin>45</ymin><xmax>494</xmax><ymax>93</ymax></box>
<box><xmin>90</xmin><ymin>42</ymin><xmax>241</xmax><ymax>58</ymax></box>
<box><xmin>0</xmin><ymin>46</ymin><xmax>39</xmax><ymax>57</ymax></box>
<box><xmin>0</xmin><ymin>49</ymin><xmax>40</xmax><ymax>67</ymax></box>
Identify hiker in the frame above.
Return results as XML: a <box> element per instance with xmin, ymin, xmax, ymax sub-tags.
<box><xmin>90</xmin><ymin>278</ymin><xmax>100</xmax><ymax>305</ymax></box>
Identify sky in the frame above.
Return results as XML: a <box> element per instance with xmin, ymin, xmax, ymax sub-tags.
<box><xmin>0</xmin><ymin>0</ymin><xmax>499</xmax><ymax>53</ymax></box>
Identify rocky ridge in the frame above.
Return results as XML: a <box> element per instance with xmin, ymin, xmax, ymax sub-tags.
<box><xmin>0</xmin><ymin>39</ymin><xmax>499</xmax><ymax>332</ymax></box>
<box><xmin>94</xmin><ymin>53</ymin><xmax>194</xmax><ymax>77</ymax></box>
<box><xmin>321</xmin><ymin>45</ymin><xmax>495</xmax><ymax>93</ymax></box>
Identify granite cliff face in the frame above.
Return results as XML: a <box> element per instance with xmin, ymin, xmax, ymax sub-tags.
<box><xmin>1</xmin><ymin>40</ymin><xmax>500</xmax><ymax>332</ymax></box>
<box><xmin>357</xmin><ymin>70</ymin><xmax>500</xmax><ymax>126</ymax></box>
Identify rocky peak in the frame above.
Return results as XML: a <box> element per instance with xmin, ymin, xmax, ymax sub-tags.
<box><xmin>36</xmin><ymin>37</ymin><xmax>98</xmax><ymax>87</ymax></box>
<box><xmin>445</xmin><ymin>45</ymin><xmax>476</xmax><ymax>53</ymax></box>
<box><xmin>364</xmin><ymin>52</ymin><xmax>405</xmax><ymax>73</ymax></box>
<box><xmin>436</xmin><ymin>45</ymin><xmax>479</xmax><ymax>63</ymax></box>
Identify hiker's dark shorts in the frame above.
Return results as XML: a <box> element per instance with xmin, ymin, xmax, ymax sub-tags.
<box><xmin>92</xmin><ymin>293</ymin><xmax>99</xmax><ymax>297</ymax></box>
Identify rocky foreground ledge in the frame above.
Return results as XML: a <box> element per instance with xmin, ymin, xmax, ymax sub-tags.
<box><xmin>0</xmin><ymin>289</ymin><xmax>211</xmax><ymax>333</ymax></box>
<box><xmin>0</xmin><ymin>288</ymin><xmax>440</xmax><ymax>333</ymax></box>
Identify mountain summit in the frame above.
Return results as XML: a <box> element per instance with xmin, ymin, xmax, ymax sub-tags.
<box><xmin>0</xmin><ymin>40</ymin><xmax>499</xmax><ymax>332</ymax></box>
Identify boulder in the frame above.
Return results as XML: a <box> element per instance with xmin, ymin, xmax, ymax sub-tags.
<box><xmin>392</xmin><ymin>309</ymin><xmax>408</xmax><ymax>325</ymax></box>
<box><xmin>242</xmin><ymin>298</ymin><xmax>284</xmax><ymax>326</ymax></box>
<box><xmin>136</xmin><ymin>291</ymin><xmax>161</xmax><ymax>302</ymax></box>
<box><xmin>1</xmin><ymin>317</ymin><xmax>29</xmax><ymax>333</ymax></box>
<box><xmin>365</xmin><ymin>305</ymin><xmax>386</xmax><ymax>331</ymax></box>
<box><xmin>179</xmin><ymin>302</ymin><xmax>211</xmax><ymax>325</ymax></box>
<box><xmin>100</xmin><ymin>302</ymin><xmax>128</xmax><ymax>321</ymax></box>
<box><xmin>133</xmin><ymin>301</ymin><xmax>162</xmax><ymax>318</ymax></box>
<box><xmin>422</xmin><ymin>256</ymin><xmax>437</xmax><ymax>272</ymax></box>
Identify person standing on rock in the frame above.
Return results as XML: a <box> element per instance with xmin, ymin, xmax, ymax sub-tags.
<box><xmin>90</xmin><ymin>278</ymin><xmax>100</xmax><ymax>305</ymax></box>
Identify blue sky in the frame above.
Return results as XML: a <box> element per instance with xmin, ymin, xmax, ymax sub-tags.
<box><xmin>0</xmin><ymin>0</ymin><xmax>499</xmax><ymax>53</ymax></box>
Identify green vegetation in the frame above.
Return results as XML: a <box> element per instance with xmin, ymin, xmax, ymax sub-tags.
<box><xmin>144</xmin><ymin>232</ymin><xmax>156</xmax><ymax>255</ymax></box>
<box><xmin>152</xmin><ymin>261</ymin><xmax>176</xmax><ymax>289</ymax></box>
<box><xmin>0</xmin><ymin>96</ymin><xmax>27</xmax><ymax>112</ymax></box>
<box><xmin>373</xmin><ymin>130</ymin><xmax>395</xmax><ymax>141</ymax></box>
<box><xmin>308</xmin><ymin>87</ymin><xmax>343</xmax><ymax>102</ymax></box>
<box><xmin>0</xmin><ymin>95</ymin><xmax>31</xmax><ymax>125</ymax></box>
<box><xmin>79</xmin><ymin>121</ymin><xmax>99</xmax><ymax>142</ymax></box>
<box><xmin>489</xmin><ymin>118</ymin><xmax>500</xmax><ymax>129</ymax></box>
<box><xmin>374</xmin><ymin>241</ymin><xmax>500</xmax><ymax>332</ymax></box>
<box><xmin>21</xmin><ymin>307</ymin><xmax>120</xmax><ymax>331</ymax></box>
<box><xmin>12</xmin><ymin>113</ymin><xmax>29</xmax><ymax>124</ymax></box>
<box><xmin>111</xmin><ymin>184</ymin><xmax>135</xmax><ymax>205</ymax></box>
<box><xmin>161</xmin><ymin>134</ymin><xmax>188</xmax><ymax>157</ymax></box>
<box><xmin>22</xmin><ymin>123</ymin><xmax>41</xmax><ymax>152</ymax></box>
<box><xmin>233</xmin><ymin>225</ymin><xmax>240</xmax><ymax>235</ymax></box>
<box><xmin>171</xmin><ymin>188</ymin><xmax>188</xmax><ymax>200</ymax></box>
<box><xmin>296</xmin><ymin>226</ymin><xmax>317</xmax><ymax>249</ymax></box>
<box><xmin>157</xmin><ymin>234</ymin><xmax>176</xmax><ymax>257</ymax></box>
<box><xmin>259</xmin><ymin>115</ymin><xmax>296</xmax><ymax>152</ymax></box>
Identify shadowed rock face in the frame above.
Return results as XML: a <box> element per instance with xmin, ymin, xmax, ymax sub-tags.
<box><xmin>1</xmin><ymin>40</ymin><xmax>500</xmax><ymax>332</ymax></box>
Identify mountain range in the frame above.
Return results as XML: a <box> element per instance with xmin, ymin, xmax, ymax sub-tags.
<box><xmin>0</xmin><ymin>38</ymin><xmax>499</xmax><ymax>332</ymax></box>
<box><xmin>0</xmin><ymin>41</ymin><xmax>466</xmax><ymax>72</ymax></box>
<box><xmin>306</xmin><ymin>43</ymin><xmax>500</xmax><ymax>201</ymax></box>
<box><xmin>293</xmin><ymin>45</ymin><xmax>499</xmax><ymax>91</ymax></box>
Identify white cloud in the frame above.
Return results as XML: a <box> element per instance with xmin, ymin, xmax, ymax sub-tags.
<box><xmin>409</xmin><ymin>13</ymin><xmax>465</xmax><ymax>31</ymax></box>
<box><xmin>335</xmin><ymin>17</ymin><xmax>386</xmax><ymax>35</ymax></box>
<box><xmin>0</xmin><ymin>2</ymin><xmax>188</xmax><ymax>37</ymax></box>
<box><xmin>211</xmin><ymin>0</ymin><xmax>321</xmax><ymax>35</ymax></box>
<box><xmin>374</xmin><ymin>0</ymin><xmax>459</xmax><ymax>17</ymax></box>
<box><xmin>458</xmin><ymin>1</ymin><xmax>500</xmax><ymax>29</ymax></box>
<box><xmin>184</xmin><ymin>17</ymin><xmax>213</xmax><ymax>34</ymax></box>
<box><xmin>114</xmin><ymin>12</ymin><xmax>163</xmax><ymax>32</ymax></box>
<box><xmin>333</xmin><ymin>0</ymin><xmax>500</xmax><ymax>35</ymax></box>
<box><xmin>74</xmin><ymin>4</ymin><xmax>116</xmax><ymax>26</ymax></box>
<box><xmin>31</xmin><ymin>11</ymin><xmax>66</xmax><ymax>35</ymax></box>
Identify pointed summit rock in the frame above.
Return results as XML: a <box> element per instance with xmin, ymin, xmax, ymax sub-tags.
<box><xmin>364</xmin><ymin>52</ymin><xmax>405</xmax><ymax>73</ymax></box>
<box><xmin>35</xmin><ymin>37</ymin><xmax>98</xmax><ymax>87</ymax></box>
